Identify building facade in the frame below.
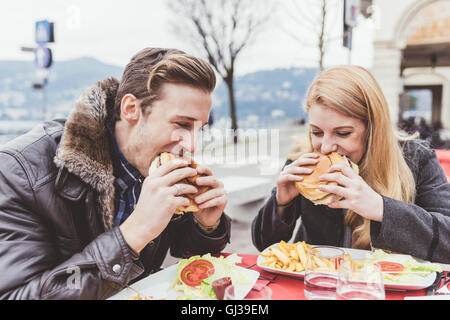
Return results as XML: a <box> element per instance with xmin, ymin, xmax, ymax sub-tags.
<box><xmin>371</xmin><ymin>0</ymin><xmax>450</xmax><ymax>129</ymax></box>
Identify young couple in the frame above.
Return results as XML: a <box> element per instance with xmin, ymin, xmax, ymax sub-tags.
<box><xmin>0</xmin><ymin>47</ymin><xmax>448</xmax><ymax>299</ymax></box>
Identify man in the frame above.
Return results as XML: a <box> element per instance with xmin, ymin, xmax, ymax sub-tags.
<box><xmin>0</xmin><ymin>48</ymin><xmax>230</xmax><ymax>299</ymax></box>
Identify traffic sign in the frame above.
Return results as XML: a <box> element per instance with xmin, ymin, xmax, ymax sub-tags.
<box><xmin>35</xmin><ymin>20</ymin><xmax>55</xmax><ymax>44</ymax></box>
<box><xmin>34</xmin><ymin>46</ymin><xmax>53</xmax><ymax>69</ymax></box>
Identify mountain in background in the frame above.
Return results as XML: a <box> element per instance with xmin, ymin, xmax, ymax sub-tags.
<box><xmin>212</xmin><ymin>68</ymin><xmax>317</xmax><ymax>127</ymax></box>
<box><xmin>0</xmin><ymin>58</ymin><xmax>123</xmax><ymax>120</ymax></box>
<box><xmin>0</xmin><ymin>57</ymin><xmax>317</xmax><ymax>126</ymax></box>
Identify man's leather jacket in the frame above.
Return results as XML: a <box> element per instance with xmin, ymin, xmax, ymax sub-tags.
<box><xmin>0</xmin><ymin>78</ymin><xmax>231</xmax><ymax>299</ymax></box>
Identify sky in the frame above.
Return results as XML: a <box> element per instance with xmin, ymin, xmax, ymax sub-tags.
<box><xmin>0</xmin><ymin>0</ymin><xmax>375</xmax><ymax>76</ymax></box>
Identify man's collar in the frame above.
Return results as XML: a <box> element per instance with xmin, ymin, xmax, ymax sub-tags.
<box><xmin>105</xmin><ymin>116</ymin><xmax>143</xmax><ymax>189</ymax></box>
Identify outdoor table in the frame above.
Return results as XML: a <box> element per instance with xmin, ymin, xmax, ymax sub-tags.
<box><xmin>228</xmin><ymin>253</ymin><xmax>448</xmax><ymax>300</ymax></box>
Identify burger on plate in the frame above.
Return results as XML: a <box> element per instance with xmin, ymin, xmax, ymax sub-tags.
<box><xmin>295</xmin><ymin>152</ymin><xmax>359</xmax><ymax>205</ymax></box>
<box><xmin>149</xmin><ymin>152</ymin><xmax>210</xmax><ymax>214</ymax></box>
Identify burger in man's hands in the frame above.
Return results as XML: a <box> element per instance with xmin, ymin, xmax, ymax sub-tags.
<box><xmin>149</xmin><ymin>152</ymin><xmax>211</xmax><ymax>214</ymax></box>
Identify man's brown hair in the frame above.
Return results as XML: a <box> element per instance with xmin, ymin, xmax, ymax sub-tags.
<box><xmin>112</xmin><ymin>48</ymin><xmax>216</xmax><ymax>122</ymax></box>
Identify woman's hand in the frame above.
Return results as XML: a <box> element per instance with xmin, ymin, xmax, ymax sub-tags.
<box><xmin>276</xmin><ymin>153</ymin><xmax>319</xmax><ymax>205</ymax></box>
<box><xmin>318</xmin><ymin>163</ymin><xmax>384</xmax><ymax>222</ymax></box>
<box><xmin>193</xmin><ymin>165</ymin><xmax>227</xmax><ymax>227</ymax></box>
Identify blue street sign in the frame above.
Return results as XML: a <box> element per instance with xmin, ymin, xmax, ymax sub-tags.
<box><xmin>34</xmin><ymin>45</ymin><xmax>53</xmax><ymax>68</ymax></box>
<box><xmin>35</xmin><ymin>20</ymin><xmax>54</xmax><ymax>44</ymax></box>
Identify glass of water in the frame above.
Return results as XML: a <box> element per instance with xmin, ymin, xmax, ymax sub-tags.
<box><xmin>304</xmin><ymin>246</ymin><xmax>345</xmax><ymax>300</ymax></box>
<box><xmin>336</xmin><ymin>259</ymin><xmax>385</xmax><ymax>300</ymax></box>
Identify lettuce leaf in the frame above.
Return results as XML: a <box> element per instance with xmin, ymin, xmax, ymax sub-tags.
<box><xmin>170</xmin><ymin>253</ymin><xmax>248</xmax><ymax>300</ymax></box>
<box><xmin>365</xmin><ymin>249</ymin><xmax>443</xmax><ymax>283</ymax></box>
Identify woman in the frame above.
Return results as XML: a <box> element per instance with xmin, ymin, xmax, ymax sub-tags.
<box><xmin>252</xmin><ymin>65</ymin><xmax>450</xmax><ymax>264</ymax></box>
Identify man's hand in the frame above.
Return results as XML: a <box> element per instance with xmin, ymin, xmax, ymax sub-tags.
<box><xmin>193</xmin><ymin>165</ymin><xmax>227</xmax><ymax>227</ymax></box>
<box><xmin>119</xmin><ymin>158</ymin><xmax>198</xmax><ymax>253</ymax></box>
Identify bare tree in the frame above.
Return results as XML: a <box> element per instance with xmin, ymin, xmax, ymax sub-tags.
<box><xmin>280</xmin><ymin>0</ymin><xmax>341</xmax><ymax>71</ymax></box>
<box><xmin>167</xmin><ymin>0</ymin><xmax>272</xmax><ymax>144</ymax></box>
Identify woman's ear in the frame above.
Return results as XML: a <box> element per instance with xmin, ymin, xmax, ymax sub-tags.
<box><xmin>120</xmin><ymin>94</ymin><xmax>140</xmax><ymax>123</ymax></box>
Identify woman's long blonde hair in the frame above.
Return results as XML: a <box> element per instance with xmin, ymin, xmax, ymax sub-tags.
<box><xmin>290</xmin><ymin>65</ymin><xmax>416</xmax><ymax>249</ymax></box>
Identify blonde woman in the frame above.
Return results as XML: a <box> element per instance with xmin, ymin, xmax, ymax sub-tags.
<box><xmin>252</xmin><ymin>65</ymin><xmax>450</xmax><ymax>263</ymax></box>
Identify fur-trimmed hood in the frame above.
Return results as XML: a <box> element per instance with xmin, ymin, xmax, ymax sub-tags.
<box><xmin>54</xmin><ymin>78</ymin><xmax>120</xmax><ymax>230</ymax></box>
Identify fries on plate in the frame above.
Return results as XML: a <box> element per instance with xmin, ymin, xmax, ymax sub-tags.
<box><xmin>258</xmin><ymin>240</ymin><xmax>351</xmax><ymax>273</ymax></box>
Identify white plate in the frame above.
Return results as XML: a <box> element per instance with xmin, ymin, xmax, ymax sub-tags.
<box><xmin>108</xmin><ymin>264</ymin><xmax>259</xmax><ymax>300</ymax></box>
<box><xmin>257</xmin><ymin>244</ymin><xmax>437</xmax><ymax>291</ymax></box>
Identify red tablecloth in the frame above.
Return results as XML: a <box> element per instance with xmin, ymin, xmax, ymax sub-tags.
<box><xmin>235</xmin><ymin>253</ymin><xmax>428</xmax><ymax>300</ymax></box>
<box><xmin>435</xmin><ymin>149</ymin><xmax>450</xmax><ymax>181</ymax></box>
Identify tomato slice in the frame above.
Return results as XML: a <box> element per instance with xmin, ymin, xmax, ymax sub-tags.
<box><xmin>180</xmin><ymin>259</ymin><xmax>215</xmax><ymax>287</ymax></box>
<box><xmin>377</xmin><ymin>261</ymin><xmax>404</xmax><ymax>275</ymax></box>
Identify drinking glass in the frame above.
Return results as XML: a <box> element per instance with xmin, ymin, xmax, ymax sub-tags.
<box><xmin>224</xmin><ymin>283</ymin><xmax>272</xmax><ymax>300</ymax></box>
<box><xmin>303</xmin><ymin>245</ymin><xmax>345</xmax><ymax>300</ymax></box>
<box><xmin>336</xmin><ymin>259</ymin><xmax>385</xmax><ymax>300</ymax></box>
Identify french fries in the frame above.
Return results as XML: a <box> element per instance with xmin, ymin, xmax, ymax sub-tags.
<box><xmin>259</xmin><ymin>241</ymin><xmax>311</xmax><ymax>272</ymax></box>
<box><xmin>259</xmin><ymin>241</ymin><xmax>352</xmax><ymax>272</ymax></box>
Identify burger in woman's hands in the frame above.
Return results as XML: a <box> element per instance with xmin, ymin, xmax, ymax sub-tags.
<box><xmin>295</xmin><ymin>152</ymin><xmax>359</xmax><ymax>205</ymax></box>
